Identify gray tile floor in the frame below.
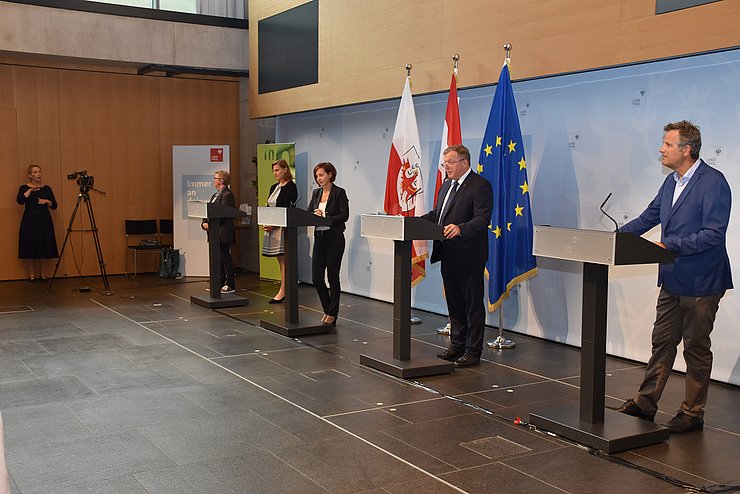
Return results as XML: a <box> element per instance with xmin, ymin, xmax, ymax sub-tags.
<box><xmin>0</xmin><ymin>274</ymin><xmax>738</xmax><ymax>493</ymax></box>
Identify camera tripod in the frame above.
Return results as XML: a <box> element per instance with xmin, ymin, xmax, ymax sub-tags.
<box><xmin>47</xmin><ymin>189</ymin><xmax>111</xmax><ymax>295</ymax></box>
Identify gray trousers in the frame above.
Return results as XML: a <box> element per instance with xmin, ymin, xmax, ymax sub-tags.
<box><xmin>634</xmin><ymin>287</ymin><xmax>724</xmax><ymax>418</ymax></box>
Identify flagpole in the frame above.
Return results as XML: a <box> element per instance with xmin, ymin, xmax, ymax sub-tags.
<box><xmin>402</xmin><ymin>63</ymin><xmax>423</xmax><ymax>326</ymax></box>
<box><xmin>486</xmin><ymin>43</ymin><xmax>517</xmax><ymax>351</ymax></box>
<box><xmin>437</xmin><ymin>53</ymin><xmax>460</xmax><ymax>337</ymax></box>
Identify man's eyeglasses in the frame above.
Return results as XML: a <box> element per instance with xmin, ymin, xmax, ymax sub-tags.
<box><xmin>213</xmin><ymin>177</ymin><xmax>222</xmax><ymax>181</ymax></box>
<box><xmin>442</xmin><ymin>157</ymin><xmax>466</xmax><ymax>166</ymax></box>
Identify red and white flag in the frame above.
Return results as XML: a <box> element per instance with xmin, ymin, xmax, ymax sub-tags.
<box><xmin>434</xmin><ymin>71</ymin><xmax>462</xmax><ymax>202</ymax></box>
<box><xmin>384</xmin><ymin>76</ymin><xmax>428</xmax><ymax>286</ymax></box>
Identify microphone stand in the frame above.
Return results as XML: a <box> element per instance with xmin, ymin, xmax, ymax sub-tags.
<box><xmin>600</xmin><ymin>193</ymin><xmax>620</xmax><ymax>232</ymax></box>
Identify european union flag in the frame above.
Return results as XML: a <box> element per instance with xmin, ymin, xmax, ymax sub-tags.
<box><xmin>478</xmin><ymin>63</ymin><xmax>537</xmax><ymax>312</ymax></box>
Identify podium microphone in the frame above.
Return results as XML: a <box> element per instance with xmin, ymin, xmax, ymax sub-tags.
<box><xmin>599</xmin><ymin>192</ymin><xmax>620</xmax><ymax>232</ymax></box>
<box><xmin>289</xmin><ymin>196</ymin><xmax>302</xmax><ymax>207</ymax></box>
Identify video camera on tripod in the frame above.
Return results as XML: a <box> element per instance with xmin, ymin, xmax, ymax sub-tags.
<box><xmin>48</xmin><ymin>169</ymin><xmax>110</xmax><ymax>295</ymax></box>
<box><xmin>67</xmin><ymin>170</ymin><xmax>94</xmax><ymax>194</ymax></box>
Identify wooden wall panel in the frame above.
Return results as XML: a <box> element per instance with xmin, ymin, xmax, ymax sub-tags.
<box><xmin>0</xmin><ymin>66</ymin><xmax>15</xmax><ymax>109</ymax></box>
<box><xmin>248</xmin><ymin>0</ymin><xmax>740</xmax><ymax>117</ymax></box>
<box><xmin>0</xmin><ymin>107</ymin><xmax>21</xmax><ymax>278</ymax></box>
<box><xmin>0</xmin><ymin>62</ymin><xmax>241</xmax><ymax>281</ymax></box>
<box><xmin>9</xmin><ymin>66</ymin><xmax>63</xmax><ymax>281</ymax></box>
<box><xmin>57</xmin><ymin>71</ymin><xmax>163</xmax><ymax>277</ymax></box>
<box><xmin>158</xmin><ymin>77</ymin><xmax>241</xmax><ymax>265</ymax></box>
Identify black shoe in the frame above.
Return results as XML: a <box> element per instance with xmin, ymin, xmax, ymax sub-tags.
<box><xmin>322</xmin><ymin>316</ymin><xmax>337</xmax><ymax>327</ymax></box>
<box><xmin>666</xmin><ymin>411</ymin><xmax>703</xmax><ymax>433</ymax></box>
<box><xmin>268</xmin><ymin>297</ymin><xmax>285</xmax><ymax>304</ymax></box>
<box><xmin>454</xmin><ymin>354</ymin><xmax>480</xmax><ymax>367</ymax></box>
<box><xmin>436</xmin><ymin>348</ymin><xmax>464</xmax><ymax>361</ymax></box>
<box><xmin>615</xmin><ymin>399</ymin><xmax>655</xmax><ymax>422</ymax></box>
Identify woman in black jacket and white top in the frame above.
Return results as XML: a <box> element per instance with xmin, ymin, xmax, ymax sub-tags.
<box><xmin>262</xmin><ymin>159</ymin><xmax>298</xmax><ymax>303</ymax></box>
<box><xmin>307</xmin><ymin>162</ymin><xmax>349</xmax><ymax>326</ymax></box>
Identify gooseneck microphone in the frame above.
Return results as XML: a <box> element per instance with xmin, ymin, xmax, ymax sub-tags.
<box><xmin>289</xmin><ymin>195</ymin><xmax>302</xmax><ymax>207</ymax></box>
<box><xmin>599</xmin><ymin>192</ymin><xmax>620</xmax><ymax>232</ymax></box>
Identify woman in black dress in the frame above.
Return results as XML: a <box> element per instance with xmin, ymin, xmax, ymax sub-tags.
<box><xmin>262</xmin><ymin>159</ymin><xmax>298</xmax><ymax>303</ymax></box>
<box><xmin>307</xmin><ymin>162</ymin><xmax>349</xmax><ymax>326</ymax></box>
<box><xmin>17</xmin><ymin>164</ymin><xmax>59</xmax><ymax>281</ymax></box>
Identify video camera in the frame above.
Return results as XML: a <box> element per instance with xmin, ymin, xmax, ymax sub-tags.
<box><xmin>67</xmin><ymin>170</ymin><xmax>94</xmax><ymax>192</ymax></box>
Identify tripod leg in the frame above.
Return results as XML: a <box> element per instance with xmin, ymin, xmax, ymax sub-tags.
<box><xmin>47</xmin><ymin>194</ymin><xmax>83</xmax><ymax>294</ymax></box>
<box><xmin>84</xmin><ymin>195</ymin><xmax>111</xmax><ymax>295</ymax></box>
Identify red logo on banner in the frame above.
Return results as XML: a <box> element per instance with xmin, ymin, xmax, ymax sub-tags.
<box><xmin>210</xmin><ymin>148</ymin><xmax>224</xmax><ymax>162</ymax></box>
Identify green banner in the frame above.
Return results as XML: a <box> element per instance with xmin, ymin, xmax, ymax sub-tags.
<box><xmin>258</xmin><ymin>143</ymin><xmax>296</xmax><ymax>281</ymax></box>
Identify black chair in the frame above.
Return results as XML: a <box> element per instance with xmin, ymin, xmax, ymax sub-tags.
<box><xmin>159</xmin><ymin>219</ymin><xmax>174</xmax><ymax>248</ymax></box>
<box><xmin>125</xmin><ymin>219</ymin><xmax>161</xmax><ymax>277</ymax></box>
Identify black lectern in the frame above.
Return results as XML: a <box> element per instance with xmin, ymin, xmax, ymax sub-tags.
<box><xmin>529</xmin><ymin>226</ymin><xmax>675</xmax><ymax>452</ymax></box>
<box><xmin>359</xmin><ymin>214</ymin><xmax>453</xmax><ymax>378</ymax></box>
<box><xmin>188</xmin><ymin>202</ymin><xmax>248</xmax><ymax>309</ymax></box>
<box><xmin>257</xmin><ymin>207</ymin><xmax>331</xmax><ymax>337</ymax></box>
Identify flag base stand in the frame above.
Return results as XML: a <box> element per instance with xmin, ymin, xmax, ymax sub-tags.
<box><xmin>410</xmin><ymin>315</ymin><xmax>422</xmax><ymax>325</ymax></box>
<box><xmin>487</xmin><ymin>333</ymin><xmax>516</xmax><ymax>349</ymax></box>
<box><xmin>436</xmin><ymin>321</ymin><xmax>451</xmax><ymax>335</ymax></box>
<box><xmin>486</xmin><ymin>310</ymin><xmax>516</xmax><ymax>349</ymax></box>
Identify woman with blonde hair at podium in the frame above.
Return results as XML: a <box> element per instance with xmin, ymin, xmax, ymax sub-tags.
<box><xmin>262</xmin><ymin>159</ymin><xmax>298</xmax><ymax>303</ymax></box>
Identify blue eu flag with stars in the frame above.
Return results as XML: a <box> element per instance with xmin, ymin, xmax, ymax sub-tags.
<box><xmin>478</xmin><ymin>63</ymin><xmax>537</xmax><ymax>312</ymax></box>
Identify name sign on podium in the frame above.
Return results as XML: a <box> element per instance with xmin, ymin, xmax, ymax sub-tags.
<box><xmin>361</xmin><ymin>213</ymin><xmax>444</xmax><ymax>242</ymax></box>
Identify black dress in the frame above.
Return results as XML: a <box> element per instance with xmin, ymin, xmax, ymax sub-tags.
<box><xmin>17</xmin><ymin>185</ymin><xmax>59</xmax><ymax>259</ymax></box>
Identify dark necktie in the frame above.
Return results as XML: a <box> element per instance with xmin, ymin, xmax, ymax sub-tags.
<box><xmin>438</xmin><ymin>180</ymin><xmax>458</xmax><ymax>224</ymax></box>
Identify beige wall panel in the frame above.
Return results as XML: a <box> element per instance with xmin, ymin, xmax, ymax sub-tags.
<box><xmin>249</xmin><ymin>0</ymin><xmax>740</xmax><ymax>118</ymax></box>
<box><xmin>618</xmin><ymin>1</ymin><xmax>740</xmax><ymax>62</ymax></box>
<box><xmin>327</xmin><ymin>0</ymin><xmax>443</xmax><ymax>79</ymax></box>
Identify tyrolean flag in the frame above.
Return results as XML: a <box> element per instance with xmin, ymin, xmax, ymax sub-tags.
<box><xmin>384</xmin><ymin>76</ymin><xmax>429</xmax><ymax>286</ymax></box>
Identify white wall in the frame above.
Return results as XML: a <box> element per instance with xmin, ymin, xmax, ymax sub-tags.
<box><xmin>277</xmin><ymin>49</ymin><xmax>740</xmax><ymax>385</ymax></box>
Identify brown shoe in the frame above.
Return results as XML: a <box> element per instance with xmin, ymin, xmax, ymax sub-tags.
<box><xmin>436</xmin><ymin>348</ymin><xmax>464</xmax><ymax>362</ymax></box>
<box><xmin>666</xmin><ymin>411</ymin><xmax>703</xmax><ymax>433</ymax></box>
<box><xmin>615</xmin><ymin>399</ymin><xmax>655</xmax><ymax>422</ymax></box>
<box><xmin>454</xmin><ymin>354</ymin><xmax>480</xmax><ymax>367</ymax></box>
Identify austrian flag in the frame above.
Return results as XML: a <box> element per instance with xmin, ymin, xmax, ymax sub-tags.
<box><xmin>384</xmin><ymin>76</ymin><xmax>429</xmax><ymax>286</ymax></box>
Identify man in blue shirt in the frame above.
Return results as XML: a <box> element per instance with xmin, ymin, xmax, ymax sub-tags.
<box><xmin>616</xmin><ymin>121</ymin><xmax>733</xmax><ymax>433</ymax></box>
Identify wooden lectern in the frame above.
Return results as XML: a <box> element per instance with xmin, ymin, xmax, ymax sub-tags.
<box><xmin>359</xmin><ymin>214</ymin><xmax>454</xmax><ymax>378</ymax></box>
<box><xmin>257</xmin><ymin>207</ymin><xmax>331</xmax><ymax>337</ymax></box>
<box><xmin>529</xmin><ymin>226</ymin><xmax>675</xmax><ymax>452</ymax></box>
<box><xmin>188</xmin><ymin>201</ymin><xmax>248</xmax><ymax>309</ymax></box>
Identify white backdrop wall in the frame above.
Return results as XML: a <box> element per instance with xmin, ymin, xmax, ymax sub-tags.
<box><xmin>172</xmin><ymin>145</ymin><xmax>231</xmax><ymax>277</ymax></box>
<box><xmin>277</xmin><ymin>49</ymin><xmax>740</xmax><ymax>385</ymax></box>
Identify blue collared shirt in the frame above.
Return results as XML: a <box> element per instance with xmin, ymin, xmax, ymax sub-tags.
<box><xmin>672</xmin><ymin>158</ymin><xmax>701</xmax><ymax>206</ymax></box>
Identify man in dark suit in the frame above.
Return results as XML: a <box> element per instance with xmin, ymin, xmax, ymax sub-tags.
<box><xmin>616</xmin><ymin>121</ymin><xmax>733</xmax><ymax>432</ymax></box>
<box><xmin>423</xmin><ymin>144</ymin><xmax>493</xmax><ymax>367</ymax></box>
<box><xmin>201</xmin><ymin>169</ymin><xmax>236</xmax><ymax>293</ymax></box>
